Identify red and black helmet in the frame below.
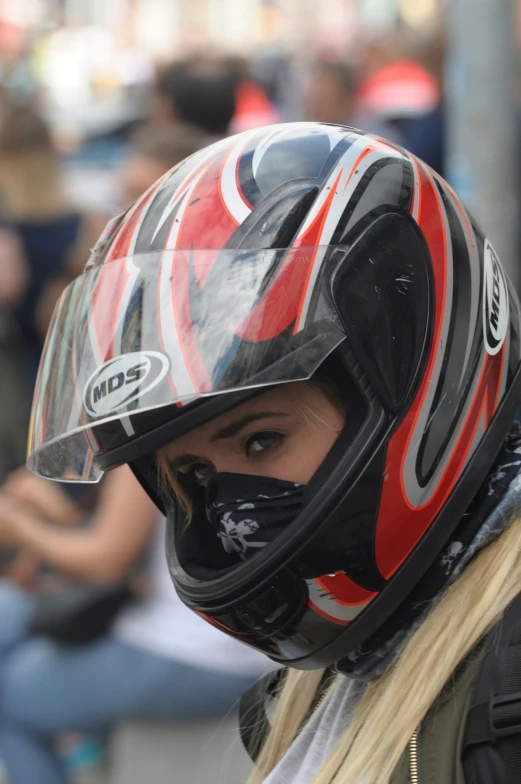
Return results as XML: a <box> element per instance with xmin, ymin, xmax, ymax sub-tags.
<box><xmin>28</xmin><ymin>123</ymin><xmax>521</xmax><ymax>668</ymax></box>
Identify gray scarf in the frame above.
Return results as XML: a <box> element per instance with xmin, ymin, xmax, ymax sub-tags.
<box><xmin>335</xmin><ymin>423</ymin><xmax>521</xmax><ymax>681</ymax></box>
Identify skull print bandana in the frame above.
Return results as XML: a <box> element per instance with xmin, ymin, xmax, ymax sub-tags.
<box><xmin>205</xmin><ymin>473</ymin><xmax>304</xmax><ymax>558</ymax></box>
<box><xmin>335</xmin><ymin>422</ymin><xmax>521</xmax><ymax>681</ymax></box>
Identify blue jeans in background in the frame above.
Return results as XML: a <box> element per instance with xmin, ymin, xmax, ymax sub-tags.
<box><xmin>0</xmin><ymin>581</ymin><xmax>258</xmax><ymax>784</ymax></box>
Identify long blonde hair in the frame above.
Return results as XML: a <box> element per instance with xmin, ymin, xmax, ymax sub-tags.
<box><xmin>0</xmin><ymin>105</ymin><xmax>70</xmax><ymax>220</ymax></box>
<box><xmin>248</xmin><ymin>514</ymin><xmax>521</xmax><ymax>784</ymax></box>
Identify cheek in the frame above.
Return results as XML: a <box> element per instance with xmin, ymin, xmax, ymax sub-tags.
<box><xmin>292</xmin><ymin>427</ymin><xmax>339</xmax><ymax>483</ymax></box>
<box><xmin>267</xmin><ymin>421</ymin><xmax>341</xmax><ymax>485</ymax></box>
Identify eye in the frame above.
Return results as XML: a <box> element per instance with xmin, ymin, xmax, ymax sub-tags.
<box><xmin>186</xmin><ymin>462</ymin><xmax>216</xmax><ymax>486</ymax></box>
<box><xmin>245</xmin><ymin>431</ymin><xmax>285</xmax><ymax>458</ymax></box>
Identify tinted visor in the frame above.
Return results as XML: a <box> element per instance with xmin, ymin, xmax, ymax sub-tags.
<box><xmin>28</xmin><ymin>247</ymin><xmax>345</xmax><ymax>481</ymax></box>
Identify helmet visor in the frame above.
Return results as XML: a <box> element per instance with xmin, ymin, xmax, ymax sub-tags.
<box><xmin>28</xmin><ymin>247</ymin><xmax>346</xmax><ymax>481</ymax></box>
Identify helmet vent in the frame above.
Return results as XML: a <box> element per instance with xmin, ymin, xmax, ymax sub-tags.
<box><xmin>226</xmin><ymin>180</ymin><xmax>319</xmax><ymax>251</ymax></box>
<box><xmin>331</xmin><ymin>212</ymin><xmax>433</xmax><ymax>413</ymax></box>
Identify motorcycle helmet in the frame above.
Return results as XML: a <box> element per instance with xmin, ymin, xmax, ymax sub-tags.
<box><xmin>27</xmin><ymin>123</ymin><xmax>521</xmax><ymax>668</ymax></box>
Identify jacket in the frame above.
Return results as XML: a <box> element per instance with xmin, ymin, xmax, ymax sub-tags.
<box><xmin>391</xmin><ymin>649</ymin><xmax>483</xmax><ymax>784</ymax></box>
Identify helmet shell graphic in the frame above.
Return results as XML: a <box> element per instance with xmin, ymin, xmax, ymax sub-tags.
<box><xmin>28</xmin><ymin>123</ymin><xmax>521</xmax><ymax>667</ymax></box>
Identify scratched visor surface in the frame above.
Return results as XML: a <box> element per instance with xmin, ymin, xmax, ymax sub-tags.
<box><xmin>27</xmin><ymin>248</ymin><xmax>346</xmax><ymax>481</ymax></box>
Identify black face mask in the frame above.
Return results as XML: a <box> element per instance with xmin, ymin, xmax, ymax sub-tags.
<box><xmin>205</xmin><ymin>473</ymin><xmax>305</xmax><ymax>559</ymax></box>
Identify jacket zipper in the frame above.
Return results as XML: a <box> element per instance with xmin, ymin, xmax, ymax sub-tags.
<box><xmin>409</xmin><ymin>728</ymin><xmax>419</xmax><ymax>784</ymax></box>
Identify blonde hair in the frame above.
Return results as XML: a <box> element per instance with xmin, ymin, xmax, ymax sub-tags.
<box><xmin>0</xmin><ymin>105</ymin><xmax>69</xmax><ymax>220</ymax></box>
<box><xmin>248</xmin><ymin>514</ymin><xmax>521</xmax><ymax>784</ymax></box>
<box><xmin>156</xmin><ymin>453</ymin><xmax>193</xmax><ymax>520</ymax></box>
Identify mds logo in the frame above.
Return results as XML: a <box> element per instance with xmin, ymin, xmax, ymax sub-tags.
<box><xmin>83</xmin><ymin>351</ymin><xmax>170</xmax><ymax>417</ymax></box>
<box><xmin>483</xmin><ymin>240</ymin><xmax>509</xmax><ymax>356</ymax></box>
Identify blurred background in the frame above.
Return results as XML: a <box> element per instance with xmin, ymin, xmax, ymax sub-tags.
<box><xmin>0</xmin><ymin>1</ymin><xmax>518</xmax><ymax>782</ymax></box>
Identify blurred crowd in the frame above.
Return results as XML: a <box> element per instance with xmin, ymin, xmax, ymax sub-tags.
<box><xmin>0</xmin><ymin>18</ymin><xmax>449</xmax><ymax>784</ymax></box>
<box><xmin>0</xmin><ymin>25</ymin><xmax>446</xmax><ymax>479</ymax></box>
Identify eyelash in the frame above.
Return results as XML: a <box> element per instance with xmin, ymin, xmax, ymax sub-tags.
<box><xmin>183</xmin><ymin>430</ymin><xmax>286</xmax><ymax>484</ymax></box>
<box><xmin>186</xmin><ymin>463</ymin><xmax>214</xmax><ymax>483</ymax></box>
<box><xmin>244</xmin><ymin>430</ymin><xmax>285</xmax><ymax>458</ymax></box>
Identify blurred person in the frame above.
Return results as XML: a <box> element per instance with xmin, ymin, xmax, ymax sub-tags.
<box><xmin>352</xmin><ymin>25</ymin><xmax>441</xmax><ymax>121</ymax></box>
<box><xmin>153</xmin><ymin>56</ymin><xmax>239</xmax><ymax>142</ymax></box>
<box><xmin>221</xmin><ymin>56</ymin><xmax>279</xmax><ymax>134</ymax></box>
<box><xmin>249</xmin><ymin>49</ymin><xmax>295</xmax><ymax>119</ymax></box>
<box><xmin>0</xmin><ymin>312</ymin><xmax>29</xmax><ymax>481</ymax></box>
<box><xmin>304</xmin><ymin>60</ymin><xmax>401</xmax><ymax>141</ymax></box>
<box><xmin>353</xmin><ymin>32</ymin><xmax>444</xmax><ymax>171</ymax></box>
<box><xmin>355</xmin><ymin>57</ymin><xmax>440</xmax><ymax>133</ymax></box>
<box><xmin>0</xmin><ymin>105</ymin><xmax>83</xmax><ymax>382</ymax></box>
<box><xmin>0</xmin><ymin>224</ymin><xmax>29</xmax><ymax>482</ymax></box>
<box><xmin>305</xmin><ymin>60</ymin><xmax>358</xmax><ymax>127</ymax></box>
<box><xmin>0</xmin><ymin>465</ymin><xmax>267</xmax><ymax>784</ymax></box>
<box><xmin>403</xmin><ymin>104</ymin><xmax>445</xmax><ymax>176</ymax></box>
<box><xmin>355</xmin><ymin>54</ymin><xmax>442</xmax><ymax>167</ymax></box>
<box><xmin>120</xmin><ymin>123</ymin><xmax>205</xmax><ymax>208</ymax></box>
<box><xmin>231</xmin><ymin>79</ymin><xmax>279</xmax><ymax>134</ymax></box>
<box><xmin>0</xmin><ymin>226</ymin><xmax>27</xmax><ymax>308</ymax></box>
<box><xmin>34</xmin><ymin>125</ymin><xmax>205</xmax><ymax>343</ymax></box>
<box><xmin>34</xmin><ymin>210</ymin><xmax>112</xmax><ymax>344</ymax></box>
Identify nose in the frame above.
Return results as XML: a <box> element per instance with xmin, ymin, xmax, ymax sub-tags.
<box><xmin>211</xmin><ymin>456</ymin><xmax>264</xmax><ymax>477</ymax></box>
<box><xmin>197</xmin><ymin>450</ymin><xmax>265</xmax><ymax>487</ymax></box>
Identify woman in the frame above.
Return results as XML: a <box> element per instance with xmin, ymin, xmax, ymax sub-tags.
<box><xmin>0</xmin><ymin>464</ymin><xmax>267</xmax><ymax>784</ymax></box>
<box><xmin>0</xmin><ymin>104</ymin><xmax>83</xmax><ymax>382</ymax></box>
<box><xmin>119</xmin><ymin>122</ymin><xmax>206</xmax><ymax>207</ymax></box>
<box><xmin>26</xmin><ymin>122</ymin><xmax>521</xmax><ymax>783</ymax></box>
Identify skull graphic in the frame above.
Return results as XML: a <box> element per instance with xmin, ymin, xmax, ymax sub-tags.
<box><xmin>218</xmin><ymin>511</ymin><xmax>268</xmax><ymax>555</ymax></box>
<box><xmin>440</xmin><ymin>541</ymin><xmax>465</xmax><ymax>575</ymax></box>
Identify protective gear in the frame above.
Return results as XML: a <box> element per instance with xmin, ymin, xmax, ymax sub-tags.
<box><xmin>206</xmin><ymin>474</ymin><xmax>305</xmax><ymax>558</ymax></box>
<box><xmin>27</xmin><ymin>123</ymin><xmax>521</xmax><ymax>669</ymax></box>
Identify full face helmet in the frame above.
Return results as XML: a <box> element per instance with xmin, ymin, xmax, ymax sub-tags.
<box><xmin>28</xmin><ymin>123</ymin><xmax>521</xmax><ymax>669</ymax></box>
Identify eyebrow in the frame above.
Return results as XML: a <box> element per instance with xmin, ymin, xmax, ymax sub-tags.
<box><xmin>211</xmin><ymin>412</ymin><xmax>288</xmax><ymax>441</ymax></box>
<box><xmin>167</xmin><ymin>412</ymin><xmax>288</xmax><ymax>471</ymax></box>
